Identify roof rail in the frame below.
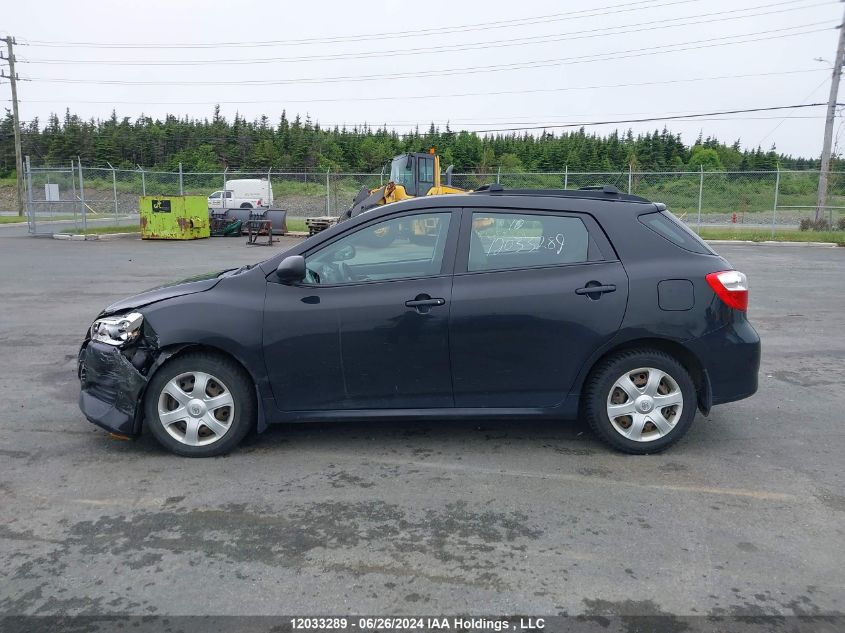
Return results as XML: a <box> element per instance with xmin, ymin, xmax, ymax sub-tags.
<box><xmin>469</xmin><ymin>184</ymin><xmax>650</xmax><ymax>203</ymax></box>
<box><xmin>578</xmin><ymin>185</ymin><xmax>619</xmax><ymax>194</ymax></box>
<box><xmin>474</xmin><ymin>183</ymin><xmax>503</xmax><ymax>192</ymax></box>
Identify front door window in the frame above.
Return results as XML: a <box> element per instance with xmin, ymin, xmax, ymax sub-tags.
<box><xmin>304</xmin><ymin>213</ymin><xmax>452</xmax><ymax>285</ymax></box>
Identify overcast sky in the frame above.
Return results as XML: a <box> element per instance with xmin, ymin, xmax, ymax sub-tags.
<box><xmin>2</xmin><ymin>0</ymin><xmax>843</xmax><ymax>158</ymax></box>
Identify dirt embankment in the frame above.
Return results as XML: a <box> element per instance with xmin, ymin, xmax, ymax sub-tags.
<box><xmin>1</xmin><ymin>184</ymin><xmax>331</xmax><ymax>217</ymax></box>
<box><xmin>0</xmin><ymin>185</ymin><xmax>18</xmax><ymax>211</ymax></box>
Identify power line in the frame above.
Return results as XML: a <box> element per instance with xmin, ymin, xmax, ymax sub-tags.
<box><xmin>25</xmin><ymin>23</ymin><xmax>833</xmax><ymax>86</ymax></box>
<box><xmin>468</xmin><ymin>103</ymin><xmax>833</xmax><ymax>133</ymax></box>
<box><xmin>756</xmin><ymin>75</ymin><xmax>831</xmax><ymax>146</ymax></box>
<box><xmin>0</xmin><ymin>105</ymin><xmax>831</xmax><ymax>137</ymax></box>
<box><xmin>20</xmin><ymin>0</ymin><xmax>707</xmax><ymax>49</ymax></box>
<box><xmin>22</xmin><ymin>0</ymin><xmax>829</xmax><ymax>66</ymax></box>
<box><xmin>10</xmin><ymin>68</ymin><xmax>828</xmax><ymax>106</ymax></box>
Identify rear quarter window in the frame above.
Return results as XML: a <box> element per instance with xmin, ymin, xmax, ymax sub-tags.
<box><xmin>638</xmin><ymin>210</ymin><xmax>715</xmax><ymax>255</ymax></box>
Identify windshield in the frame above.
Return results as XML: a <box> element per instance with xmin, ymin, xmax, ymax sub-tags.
<box><xmin>389</xmin><ymin>155</ymin><xmax>416</xmax><ymax>195</ymax></box>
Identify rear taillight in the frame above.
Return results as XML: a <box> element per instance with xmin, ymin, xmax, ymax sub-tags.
<box><xmin>706</xmin><ymin>270</ymin><xmax>748</xmax><ymax>311</ymax></box>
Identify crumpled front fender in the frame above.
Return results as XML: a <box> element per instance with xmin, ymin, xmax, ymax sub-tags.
<box><xmin>78</xmin><ymin>319</ymin><xmax>183</xmax><ymax>436</ymax></box>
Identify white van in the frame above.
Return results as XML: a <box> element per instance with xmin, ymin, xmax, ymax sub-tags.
<box><xmin>208</xmin><ymin>179</ymin><xmax>274</xmax><ymax>210</ymax></box>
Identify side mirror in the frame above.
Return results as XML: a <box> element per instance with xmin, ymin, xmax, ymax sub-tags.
<box><xmin>275</xmin><ymin>255</ymin><xmax>306</xmax><ymax>284</ymax></box>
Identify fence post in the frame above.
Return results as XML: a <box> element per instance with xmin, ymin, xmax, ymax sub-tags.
<box><xmin>380</xmin><ymin>164</ymin><xmax>385</xmax><ymax>186</ymax></box>
<box><xmin>107</xmin><ymin>161</ymin><xmax>118</xmax><ymax>220</ymax></box>
<box><xmin>24</xmin><ymin>155</ymin><xmax>34</xmax><ymax>233</ymax></box>
<box><xmin>178</xmin><ymin>162</ymin><xmax>184</xmax><ymax>195</ymax></box>
<box><xmin>45</xmin><ymin>170</ymin><xmax>52</xmax><ymax>217</ymax></box>
<box><xmin>627</xmin><ymin>163</ymin><xmax>633</xmax><ymax>194</ymax></box>
<box><xmin>326</xmin><ymin>168</ymin><xmax>330</xmax><ymax>216</ymax></box>
<box><xmin>78</xmin><ymin>156</ymin><xmax>87</xmax><ymax>232</ymax></box>
<box><xmin>138</xmin><ymin>164</ymin><xmax>146</xmax><ymax>197</ymax></box>
<box><xmin>771</xmin><ymin>166</ymin><xmax>780</xmax><ymax>238</ymax></box>
<box><xmin>697</xmin><ymin>164</ymin><xmax>704</xmax><ymax>234</ymax></box>
<box><xmin>267</xmin><ymin>168</ymin><xmax>272</xmax><ymax>207</ymax></box>
<box><xmin>564</xmin><ymin>165</ymin><xmax>568</xmax><ymax>189</ymax></box>
<box><xmin>497</xmin><ymin>166</ymin><xmax>501</xmax><ymax>184</ymax></box>
<box><xmin>223</xmin><ymin>167</ymin><xmax>228</xmax><ymax>210</ymax></box>
<box><xmin>70</xmin><ymin>159</ymin><xmax>78</xmax><ymax>228</ymax></box>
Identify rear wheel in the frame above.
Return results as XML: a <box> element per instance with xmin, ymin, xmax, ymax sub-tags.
<box><xmin>240</xmin><ymin>203</ymin><xmax>253</xmax><ymax>209</ymax></box>
<box><xmin>583</xmin><ymin>350</ymin><xmax>696</xmax><ymax>454</ymax></box>
<box><xmin>145</xmin><ymin>351</ymin><xmax>255</xmax><ymax>457</ymax></box>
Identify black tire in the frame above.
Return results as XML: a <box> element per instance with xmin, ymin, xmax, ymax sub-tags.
<box><xmin>144</xmin><ymin>351</ymin><xmax>255</xmax><ymax>457</ymax></box>
<box><xmin>240</xmin><ymin>203</ymin><xmax>253</xmax><ymax>209</ymax></box>
<box><xmin>583</xmin><ymin>349</ymin><xmax>697</xmax><ymax>454</ymax></box>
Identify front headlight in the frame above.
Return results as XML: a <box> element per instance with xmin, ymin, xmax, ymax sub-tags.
<box><xmin>90</xmin><ymin>312</ymin><xmax>144</xmax><ymax>347</ymax></box>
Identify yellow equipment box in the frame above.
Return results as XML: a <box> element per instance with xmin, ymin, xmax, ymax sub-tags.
<box><xmin>139</xmin><ymin>196</ymin><xmax>210</xmax><ymax>240</ymax></box>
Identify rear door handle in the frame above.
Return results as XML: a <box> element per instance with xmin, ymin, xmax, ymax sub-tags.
<box><xmin>405</xmin><ymin>294</ymin><xmax>446</xmax><ymax>314</ymax></box>
<box><xmin>405</xmin><ymin>298</ymin><xmax>446</xmax><ymax>307</ymax></box>
<box><xmin>575</xmin><ymin>283</ymin><xmax>616</xmax><ymax>297</ymax></box>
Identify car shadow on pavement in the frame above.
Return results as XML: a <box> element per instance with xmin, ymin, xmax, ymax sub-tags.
<box><xmin>240</xmin><ymin>416</ymin><xmax>602</xmax><ymax>454</ymax></box>
<box><xmin>119</xmin><ymin>414</ymin><xmax>602</xmax><ymax>457</ymax></box>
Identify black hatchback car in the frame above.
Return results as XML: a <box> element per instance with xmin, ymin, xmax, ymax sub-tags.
<box><xmin>78</xmin><ymin>186</ymin><xmax>760</xmax><ymax>457</ymax></box>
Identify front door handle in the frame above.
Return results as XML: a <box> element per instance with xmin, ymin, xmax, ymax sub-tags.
<box><xmin>405</xmin><ymin>294</ymin><xmax>446</xmax><ymax>313</ymax></box>
<box><xmin>575</xmin><ymin>283</ymin><xmax>616</xmax><ymax>299</ymax></box>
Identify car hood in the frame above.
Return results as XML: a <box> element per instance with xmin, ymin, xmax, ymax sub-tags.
<box><xmin>100</xmin><ymin>269</ymin><xmax>234</xmax><ymax>316</ymax></box>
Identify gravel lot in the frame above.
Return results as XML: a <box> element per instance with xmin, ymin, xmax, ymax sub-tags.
<box><xmin>0</xmin><ymin>234</ymin><xmax>843</xmax><ymax>621</ymax></box>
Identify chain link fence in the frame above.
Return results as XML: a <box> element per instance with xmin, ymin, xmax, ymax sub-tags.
<box><xmin>21</xmin><ymin>159</ymin><xmax>845</xmax><ymax>236</ymax></box>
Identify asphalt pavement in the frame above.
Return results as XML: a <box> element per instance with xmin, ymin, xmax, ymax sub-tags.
<box><xmin>0</xmin><ymin>235</ymin><xmax>843</xmax><ymax>621</ymax></box>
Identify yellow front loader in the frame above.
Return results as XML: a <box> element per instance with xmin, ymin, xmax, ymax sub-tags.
<box><xmin>343</xmin><ymin>150</ymin><xmax>464</xmax><ymax>220</ymax></box>
<box><xmin>325</xmin><ymin>149</ymin><xmax>466</xmax><ymax>246</ymax></box>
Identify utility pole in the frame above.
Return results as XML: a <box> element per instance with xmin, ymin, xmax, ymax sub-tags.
<box><xmin>2</xmin><ymin>36</ymin><xmax>24</xmax><ymax>216</ymax></box>
<box><xmin>816</xmin><ymin>7</ymin><xmax>845</xmax><ymax>222</ymax></box>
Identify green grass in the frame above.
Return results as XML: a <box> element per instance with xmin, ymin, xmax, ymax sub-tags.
<box><xmin>64</xmin><ymin>224</ymin><xmax>139</xmax><ymax>235</ymax></box>
<box><xmin>1</xmin><ymin>214</ymin><xmax>80</xmax><ymax>223</ymax></box>
<box><xmin>699</xmin><ymin>227</ymin><xmax>845</xmax><ymax>245</ymax></box>
<box><xmin>64</xmin><ymin>219</ymin><xmax>307</xmax><ymax>235</ymax></box>
<box><xmin>285</xmin><ymin>218</ymin><xmax>307</xmax><ymax>232</ymax></box>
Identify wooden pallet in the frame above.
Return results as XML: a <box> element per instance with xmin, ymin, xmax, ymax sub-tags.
<box><xmin>305</xmin><ymin>216</ymin><xmax>339</xmax><ymax>236</ymax></box>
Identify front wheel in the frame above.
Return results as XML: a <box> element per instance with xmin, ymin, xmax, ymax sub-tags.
<box><xmin>583</xmin><ymin>350</ymin><xmax>697</xmax><ymax>454</ymax></box>
<box><xmin>144</xmin><ymin>351</ymin><xmax>255</xmax><ymax>457</ymax></box>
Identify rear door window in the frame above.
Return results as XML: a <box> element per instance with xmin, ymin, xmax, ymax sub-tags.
<box><xmin>467</xmin><ymin>212</ymin><xmax>595</xmax><ymax>272</ymax></box>
<box><xmin>639</xmin><ymin>210</ymin><xmax>715</xmax><ymax>255</ymax></box>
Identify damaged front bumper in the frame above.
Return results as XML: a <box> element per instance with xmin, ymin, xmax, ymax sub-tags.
<box><xmin>78</xmin><ymin>341</ymin><xmax>147</xmax><ymax>435</ymax></box>
<box><xmin>78</xmin><ymin>314</ymin><xmax>176</xmax><ymax>436</ymax></box>
<box><xmin>78</xmin><ymin>340</ymin><xmax>150</xmax><ymax>436</ymax></box>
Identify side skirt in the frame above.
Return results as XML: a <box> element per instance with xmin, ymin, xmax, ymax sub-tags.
<box><xmin>259</xmin><ymin>395</ymin><xmax>581</xmax><ymax>430</ymax></box>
